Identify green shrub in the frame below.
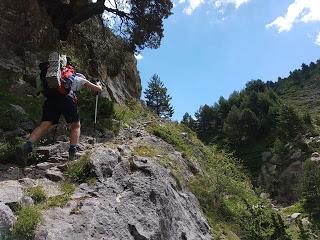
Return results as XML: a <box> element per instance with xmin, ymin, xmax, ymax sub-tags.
<box><xmin>146</xmin><ymin>122</ymin><xmax>198</xmax><ymax>160</ymax></box>
<box><xmin>78</xmin><ymin>89</ymin><xmax>114</xmax><ymax>133</ymax></box>
<box><xmin>64</xmin><ymin>153</ymin><xmax>94</xmax><ymax>183</ymax></box>
<box><xmin>277</xmin><ymin>104</ymin><xmax>304</xmax><ymax>141</ymax></box>
<box><xmin>237</xmin><ymin>200</ymin><xmax>290</xmax><ymax>240</ymax></box>
<box><xmin>114</xmin><ymin>100</ymin><xmax>156</xmax><ymax>125</ymax></box>
<box><xmin>300</xmin><ymin>160</ymin><xmax>320</xmax><ymax>220</ymax></box>
<box><xmin>0</xmin><ymin>137</ymin><xmax>25</xmax><ymax>163</ymax></box>
<box><xmin>272</xmin><ymin>138</ymin><xmax>287</xmax><ymax>155</ymax></box>
<box><xmin>11</xmin><ymin>206</ymin><xmax>41</xmax><ymax>240</ymax></box>
<box><xmin>26</xmin><ymin>185</ymin><xmax>47</xmax><ymax>204</ymax></box>
<box><xmin>0</xmin><ymin>91</ymin><xmax>42</xmax><ymax>125</ymax></box>
<box><xmin>133</xmin><ymin>145</ymin><xmax>162</xmax><ymax>158</ymax></box>
<box><xmin>0</xmin><ymin>107</ymin><xmax>23</xmax><ymax>131</ymax></box>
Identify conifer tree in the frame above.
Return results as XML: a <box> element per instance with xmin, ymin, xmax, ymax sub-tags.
<box><xmin>144</xmin><ymin>74</ymin><xmax>174</xmax><ymax>118</ymax></box>
<box><xmin>181</xmin><ymin>112</ymin><xmax>195</xmax><ymax>130</ymax></box>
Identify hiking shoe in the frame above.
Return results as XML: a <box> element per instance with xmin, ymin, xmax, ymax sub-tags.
<box><xmin>15</xmin><ymin>143</ymin><xmax>32</xmax><ymax>167</ymax></box>
<box><xmin>68</xmin><ymin>145</ymin><xmax>81</xmax><ymax>160</ymax></box>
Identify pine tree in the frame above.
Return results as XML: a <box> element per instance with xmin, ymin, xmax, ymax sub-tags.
<box><xmin>144</xmin><ymin>74</ymin><xmax>174</xmax><ymax>118</ymax></box>
<box><xmin>181</xmin><ymin>112</ymin><xmax>195</xmax><ymax>130</ymax></box>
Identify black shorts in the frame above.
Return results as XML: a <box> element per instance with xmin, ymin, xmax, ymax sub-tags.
<box><xmin>42</xmin><ymin>96</ymin><xmax>79</xmax><ymax>124</ymax></box>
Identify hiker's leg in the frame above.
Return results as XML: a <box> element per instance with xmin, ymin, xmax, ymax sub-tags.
<box><xmin>70</xmin><ymin>121</ymin><xmax>81</xmax><ymax>145</ymax></box>
<box><xmin>29</xmin><ymin>121</ymin><xmax>53</xmax><ymax>143</ymax></box>
<box><xmin>16</xmin><ymin>121</ymin><xmax>52</xmax><ymax>162</ymax></box>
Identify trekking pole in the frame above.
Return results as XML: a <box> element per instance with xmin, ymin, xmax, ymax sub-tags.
<box><xmin>94</xmin><ymin>93</ymin><xmax>99</xmax><ymax>144</ymax></box>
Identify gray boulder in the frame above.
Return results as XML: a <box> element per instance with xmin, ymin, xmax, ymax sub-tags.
<box><xmin>0</xmin><ymin>180</ymin><xmax>24</xmax><ymax>205</ymax></box>
<box><xmin>89</xmin><ymin>148</ymin><xmax>120</xmax><ymax>181</ymax></box>
<box><xmin>0</xmin><ymin>202</ymin><xmax>15</xmax><ymax>234</ymax></box>
<box><xmin>35</xmin><ymin>150</ymin><xmax>212</xmax><ymax>240</ymax></box>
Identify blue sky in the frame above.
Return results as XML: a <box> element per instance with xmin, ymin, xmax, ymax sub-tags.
<box><xmin>136</xmin><ymin>0</ymin><xmax>320</xmax><ymax>120</ymax></box>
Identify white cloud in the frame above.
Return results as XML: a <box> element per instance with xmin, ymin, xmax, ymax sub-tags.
<box><xmin>215</xmin><ymin>0</ymin><xmax>250</xmax><ymax>9</ymax></box>
<box><xmin>316</xmin><ymin>32</ymin><xmax>320</xmax><ymax>46</ymax></box>
<box><xmin>178</xmin><ymin>0</ymin><xmax>250</xmax><ymax>15</ymax></box>
<box><xmin>183</xmin><ymin>0</ymin><xmax>205</xmax><ymax>15</ymax></box>
<box><xmin>134</xmin><ymin>54</ymin><xmax>143</xmax><ymax>61</ymax></box>
<box><xmin>266</xmin><ymin>0</ymin><xmax>320</xmax><ymax>33</ymax></box>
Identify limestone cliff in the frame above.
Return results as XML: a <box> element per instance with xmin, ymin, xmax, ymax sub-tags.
<box><xmin>0</xmin><ymin>0</ymin><xmax>141</xmax><ymax>102</ymax></box>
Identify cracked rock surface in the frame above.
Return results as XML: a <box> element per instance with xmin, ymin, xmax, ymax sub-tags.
<box><xmin>1</xmin><ymin>124</ymin><xmax>212</xmax><ymax>240</ymax></box>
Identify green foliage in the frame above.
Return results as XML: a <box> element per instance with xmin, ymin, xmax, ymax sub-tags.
<box><xmin>133</xmin><ymin>143</ymin><xmax>184</xmax><ymax>190</ymax></box>
<box><xmin>146</xmin><ymin>121</ymin><xmax>199</xmax><ymax>160</ymax></box>
<box><xmin>0</xmin><ymin>91</ymin><xmax>41</xmax><ymax>131</ymax></box>
<box><xmin>300</xmin><ymin>160</ymin><xmax>320</xmax><ymax>220</ymax></box>
<box><xmin>277</xmin><ymin>104</ymin><xmax>304</xmax><ymax>140</ymax></box>
<box><xmin>11</xmin><ymin>206</ymin><xmax>41</xmax><ymax>240</ymax></box>
<box><xmin>238</xmin><ymin>200</ymin><xmax>291</xmax><ymax>240</ymax></box>
<box><xmin>170</xmin><ymin>169</ymin><xmax>183</xmax><ymax>190</ymax></box>
<box><xmin>192</xmin><ymin>79</ymin><xmax>308</xmax><ymax>175</ymax></box>
<box><xmin>64</xmin><ymin>153</ymin><xmax>94</xmax><ymax>183</ymax></box>
<box><xmin>181</xmin><ymin>112</ymin><xmax>196</xmax><ymax>130</ymax></box>
<box><xmin>144</xmin><ymin>74</ymin><xmax>174</xmax><ymax>118</ymax></box>
<box><xmin>272</xmin><ymin>138</ymin><xmax>287</xmax><ymax>154</ymax></box>
<box><xmin>0</xmin><ymin>142</ymin><xmax>14</xmax><ymax>162</ymax></box>
<box><xmin>195</xmin><ymin>104</ymin><xmax>220</xmax><ymax>144</ymax></box>
<box><xmin>275</xmin><ymin>60</ymin><xmax>320</xmax><ymax>118</ymax></box>
<box><xmin>147</xmin><ymin>120</ymin><xmax>291</xmax><ymax>238</ymax></box>
<box><xmin>26</xmin><ymin>185</ymin><xmax>47</xmax><ymax>204</ymax></box>
<box><xmin>0</xmin><ymin>137</ymin><xmax>25</xmax><ymax>163</ymax></box>
<box><xmin>114</xmin><ymin>100</ymin><xmax>156</xmax><ymax>125</ymax></box>
<box><xmin>133</xmin><ymin>145</ymin><xmax>161</xmax><ymax>158</ymax></box>
<box><xmin>297</xmin><ymin>219</ymin><xmax>311</xmax><ymax>240</ymax></box>
<box><xmin>282</xmin><ymin>202</ymin><xmax>304</xmax><ymax>216</ymax></box>
<box><xmin>0</xmin><ymin>107</ymin><xmax>23</xmax><ymax>131</ymax></box>
<box><xmin>78</xmin><ymin>89</ymin><xmax>115</xmax><ymax>133</ymax></box>
<box><xmin>46</xmin><ymin>182</ymin><xmax>75</xmax><ymax>208</ymax></box>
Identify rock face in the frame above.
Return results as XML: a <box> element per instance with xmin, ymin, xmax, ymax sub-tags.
<box><xmin>35</xmin><ymin>142</ymin><xmax>212</xmax><ymax>240</ymax></box>
<box><xmin>0</xmin><ymin>123</ymin><xmax>213</xmax><ymax>240</ymax></box>
<box><xmin>0</xmin><ymin>202</ymin><xmax>15</xmax><ymax>235</ymax></box>
<box><xmin>0</xmin><ymin>0</ymin><xmax>141</xmax><ymax>103</ymax></box>
<box><xmin>259</xmin><ymin>136</ymin><xmax>320</xmax><ymax>203</ymax></box>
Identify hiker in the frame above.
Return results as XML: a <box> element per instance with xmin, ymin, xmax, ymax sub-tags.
<box><xmin>16</xmin><ymin>53</ymin><xmax>102</xmax><ymax>165</ymax></box>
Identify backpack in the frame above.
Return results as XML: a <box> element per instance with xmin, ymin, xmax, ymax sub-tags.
<box><xmin>38</xmin><ymin>62</ymin><xmax>77</xmax><ymax>101</ymax></box>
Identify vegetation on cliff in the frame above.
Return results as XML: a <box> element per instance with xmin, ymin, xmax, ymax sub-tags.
<box><xmin>39</xmin><ymin>0</ymin><xmax>173</xmax><ymax>50</ymax></box>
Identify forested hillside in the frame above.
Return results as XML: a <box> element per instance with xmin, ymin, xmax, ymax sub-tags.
<box><xmin>182</xmin><ymin>59</ymin><xmax>320</xmax><ymax>238</ymax></box>
<box><xmin>275</xmin><ymin>60</ymin><xmax>320</xmax><ymax>118</ymax></box>
<box><xmin>184</xmin><ymin>60</ymin><xmax>320</xmax><ymax>177</ymax></box>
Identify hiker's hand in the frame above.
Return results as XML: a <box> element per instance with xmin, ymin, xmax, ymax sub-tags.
<box><xmin>96</xmin><ymin>81</ymin><xmax>102</xmax><ymax>91</ymax></box>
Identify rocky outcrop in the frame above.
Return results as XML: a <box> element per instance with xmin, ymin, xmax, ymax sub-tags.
<box><xmin>0</xmin><ymin>0</ymin><xmax>141</xmax><ymax>102</ymax></box>
<box><xmin>0</xmin><ymin>123</ymin><xmax>212</xmax><ymax>240</ymax></box>
<box><xmin>0</xmin><ymin>202</ymin><xmax>15</xmax><ymax>235</ymax></box>
<box><xmin>35</xmin><ymin>150</ymin><xmax>211</xmax><ymax>240</ymax></box>
<box><xmin>259</xmin><ymin>135</ymin><xmax>320</xmax><ymax>203</ymax></box>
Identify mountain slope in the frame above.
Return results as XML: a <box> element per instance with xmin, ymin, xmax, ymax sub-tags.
<box><xmin>275</xmin><ymin>60</ymin><xmax>320</xmax><ymax>117</ymax></box>
<box><xmin>0</xmin><ymin>102</ymin><xmax>296</xmax><ymax>240</ymax></box>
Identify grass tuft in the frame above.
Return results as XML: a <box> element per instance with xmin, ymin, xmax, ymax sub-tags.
<box><xmin>64</xmin><ymin>153</ymin><xmax>93</xmax><ymax>183</ymax></box>
<box><xmin>11</xmin><ymin>206</ymin><xmax>41</xmax><ymax>240</ymax></box>
<box><xmin>46</xmin><ymin>182</ymin><xmax>75</xmax><ymax>208</ymax></box>
<box><xmin>26</xmin><ymin>185</ymin><xmax>47</xmax><ymax>204</ymax></box>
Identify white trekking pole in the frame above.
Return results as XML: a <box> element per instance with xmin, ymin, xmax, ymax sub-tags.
<box><xmin>94</xmin><ymin>93</ymin><xmax>98</xmax><ymax>144</ymax></box>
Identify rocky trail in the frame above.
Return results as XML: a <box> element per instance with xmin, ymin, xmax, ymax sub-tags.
<box><xmin>0</xmin><ymin>121</ymin><xmax>212</xmax><ymax>240</ymax></box>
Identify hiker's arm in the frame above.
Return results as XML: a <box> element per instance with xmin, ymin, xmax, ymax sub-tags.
<box><xmin>84</xmin><ymin>81</ymin><xmax>102</xmax><ymax>92</ymax></box>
